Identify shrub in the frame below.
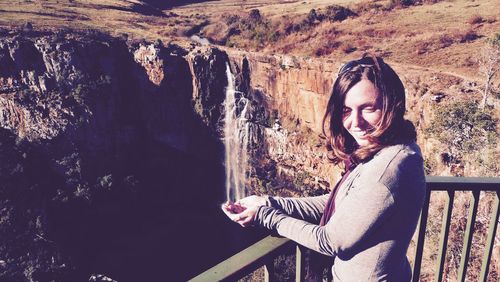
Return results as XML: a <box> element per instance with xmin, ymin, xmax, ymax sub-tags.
<box><xmin>390</xmin><ymin>0</ymin><xmax>418</xmax><ymax>7</ymax></box>
<box><xmin>458</xmin><ymin>30</ymin><xmax>479</xmax><ymax>43</ymax></box>
<box><xmin>340</xmin><ymin>43</ymin><xmax>356</xmax><ymax>53</ymax></box>
<box><xmin>467</xmin><ymin>14</ymin><xmax>484</xmax><ymax>25</ymax></box>
<box><xmin>324</xmin><ymin>5</ymin><xmax>357</xmax><ymax>22</ymax></box>
<box><xmin>427</xmin><ymin>100</ymin><xmax>497</xmax><ymax>174</ymax></box>
<box><xmin>223</xmin><ymin>14</ymin><xmax>240</xmax><ymax>25</ymax></box>
<box><xmin>249</xmin><ymin>9</ymin><xmax>262</xmax><ymax>22</ymax></box>
<box><xmin>314</xmin><ymin>41</ymin><xmax>340</xmax><ymax>57</ymax></box>
<box><xmin>353</xmin><ymin>1</ymin><xmax>386</xmax><ymax>13</ymax></box>
<box><xmin>306</xmin><ymin>9</ymin><xmax>321</xmax><ymax>24</ymax></box>
<box><xmin>438</xmin><ymin>34</ymin><xmax>455</xmax><ymax>48</ymax></box>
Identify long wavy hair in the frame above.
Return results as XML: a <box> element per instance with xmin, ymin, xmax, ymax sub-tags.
<box><xmin>322</xmin><ymin>53</ymin><xmax>416</xmax><ymax>165</ymax></box>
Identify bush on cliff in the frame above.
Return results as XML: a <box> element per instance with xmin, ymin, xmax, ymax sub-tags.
<box><xmin>324</xmin><ymin>5</ymin><xmax>357</xmax><ymax>22</ymax></box>
<box><xmin>427</xmin><ymin>100</ymin><xmax>497</xmax><ymax>176</ymax></box>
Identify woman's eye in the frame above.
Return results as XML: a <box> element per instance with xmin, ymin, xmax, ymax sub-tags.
<box><xmin>342</xmin><ymin>108</ymin><xmax>351</xmax><ymax>115</ymax></box>
<box><xmin>363</xmin><ymin>107</ymin><xmax>376</xmax><ymax>112</ymax></box>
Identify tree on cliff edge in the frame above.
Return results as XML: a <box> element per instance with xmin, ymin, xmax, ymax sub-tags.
<box><xmin>478</xmin><ymin>34</ymin><xmax>500</xmax><ymax>109</ymax></box>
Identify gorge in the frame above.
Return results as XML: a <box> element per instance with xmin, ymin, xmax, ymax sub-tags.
<box><xmin>0</xmin><ymin>29</ymin><xmax>331</xmax><ymax>281</ymax></box>
<box><xmin>0</xmin><ymin>29</ymin><xmax>495</xmax><ymax>281</ymax></box>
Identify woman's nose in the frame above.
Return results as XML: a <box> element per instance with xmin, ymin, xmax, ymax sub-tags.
<box><xmin>351</xmin><ymin>111</ymin><xmax>364</xmax><ymax>128</ymax></box>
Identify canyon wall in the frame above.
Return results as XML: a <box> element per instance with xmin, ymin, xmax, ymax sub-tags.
<box><xmin>0</xmin><ymin>31</ymin><xmax>237</xmax><ymax>281</ymax></box>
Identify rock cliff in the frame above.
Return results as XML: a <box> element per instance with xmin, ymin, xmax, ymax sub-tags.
<box><xmin>0</xmin><ymin>30</ymin><xmax>236</xmax><ymax>281</ymax></box>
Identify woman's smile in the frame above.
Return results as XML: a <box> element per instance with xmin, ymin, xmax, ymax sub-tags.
<box><xmin>342</xmin><ymin>79</ymin><xmax>382</xmax><ymax>147</ymax></box>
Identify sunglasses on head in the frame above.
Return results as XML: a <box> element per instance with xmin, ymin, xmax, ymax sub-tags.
<box><xmin>337</xmin><ymin>56</ymin><xmax>379</xmax><ymax>76</ymax></box>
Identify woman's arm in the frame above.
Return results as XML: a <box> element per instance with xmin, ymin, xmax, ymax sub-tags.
<box><xmin>221</xmin><ymin>194</ymin><xmax>329</xmax><ymax>227</ymax></box>
<box><xmin>255</xmin><ymin>181</ymin><xmax>395</xmax><ymax>257</ymax></box>
<box><xmin>255</xmin><ymin>151</ymin><xmax>425</xmax><ymax>257</ymax></box>
<box><xmin>267</xmin><ymin>195</ymin><xmax>329</xmax><ymax>223</ymax></box>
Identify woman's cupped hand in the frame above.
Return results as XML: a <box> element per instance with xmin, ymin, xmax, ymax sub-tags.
<box><xmin>221</xmin><ymin>195</ymin><xmax>267</xmax><ymax>227</ymax></box>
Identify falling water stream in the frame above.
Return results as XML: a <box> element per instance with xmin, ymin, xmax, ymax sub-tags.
<box><xmin>224</xmin><ymin>63</ymin><xmax>250</xmax><ymax>202</ymax></box>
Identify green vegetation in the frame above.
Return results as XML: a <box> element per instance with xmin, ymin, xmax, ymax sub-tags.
<box><xmin>70</xmin><ymin>74</ymin><xmax>112</xmax><ymax>124</ymax></box>
<box><xmin>215</xmin><ymin>5</ymin><xmax>356</xmax><ymax>50</ymax></box>
<box><xmin>428</xmin><ymin>100</ymin><xmax>496</xmax><ymax>155</ymax></box>
<box><xmin>221</xmin><ymin>9</ymin><xmax>278</xmax><ymax>48</ymax></box>
<box><xmin>427</xmin><ymin>100</ymin><xmax>497</xmax><ymax>176</ymax></box>
<box><xmin>390</xmin><ymin>0</ymin><xmax>444</xmax><ymax>7</ymax></box>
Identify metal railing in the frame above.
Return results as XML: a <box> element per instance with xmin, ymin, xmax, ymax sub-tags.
<box><xmin>190</xmin><ymin>177</ymin><xmax>500</xmax><ymax>282</ymax></box>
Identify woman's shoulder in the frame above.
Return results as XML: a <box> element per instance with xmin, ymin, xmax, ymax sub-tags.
<box><xmin>365</xmin><ymin>142</ymin><xmax>422</xmax><ymax>168</ymax></box>
<box><xmin>377</xmin><ymin>142</ymin><xmax>422</xmax><ymax>160</ymax></box>
<box><xmin>359</xmin><ymin>142</ymin><xmax>425</xmax><ymax>188</ymax></box>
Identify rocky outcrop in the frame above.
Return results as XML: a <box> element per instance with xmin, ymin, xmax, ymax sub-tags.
<box><xmin>228</xmin><ymin>51</ymin><xmax>336</xmax><ymax>134</ymax></box>
<box><xmin>187</xmin><ymin>47</ymin><xmax>229</xmax><ymax>133</ymax></box>
<box><xmin>226</xmin><ymin>50</ymin><xmax>341</xmax><ymax>192</ymax></box>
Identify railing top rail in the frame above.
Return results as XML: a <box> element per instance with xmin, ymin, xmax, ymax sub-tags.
<box><xmin>189</xmin><ymin>235</ymin><xmax>292</xmax><ymax>282</ymax></box>
<box><xmin>426</xmin><ymin>176</ymin><xmax>500</xmax><ymax>191</ymax></box>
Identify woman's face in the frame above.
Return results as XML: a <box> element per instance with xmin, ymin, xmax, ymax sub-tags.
<box><xmin>342</xmin><ymin>79</ymin><xmax>382</xmax><ymax>147</ymax></box>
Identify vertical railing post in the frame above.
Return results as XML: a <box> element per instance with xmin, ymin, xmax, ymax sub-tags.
<box><xmin>457</xmin><ymin>190</ymin><xmax>480</xmax><ymax>281</ymax></box>
<box><xmin>295</xmin><ymin>245</ymin><xmax>305</xmax><ymax>282</ymax></box>
<box><xmin>479</xmin><ymin>191</ymin><xmax>500</xmax><ymax>281</ymax></box>
<box><xmin>435</xmin><ymin>190</ymin><xmax>455</xmax><ymax>282</ymax></box>
<box><xmin>412</xmin><ymin>189</ymin><xmax>431</xmax><ymax>282</ymax></box>
<box><xmin>264</xmin><ymin>259</ymin><xmax>275</xmax><ymax>282</ymax></box>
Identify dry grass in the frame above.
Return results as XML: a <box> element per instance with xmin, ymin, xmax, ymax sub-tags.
<box><xmin>1</xmin><ymin>0</ymin><xmax>498</xmax><ymax>77</ymax></box>
<box><xmin>186</xmin><ymin>0</ymin><xmax>498</xmax><ymax>79</ymax></box>
<box><xmin>0</xmin><ymin>0</ymin><xmax>205</xmax><ymax>43</ymax></box>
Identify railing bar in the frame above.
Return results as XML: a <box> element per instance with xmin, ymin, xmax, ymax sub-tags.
<box><xmin>457</xmin><ymin>190</ymin><xmax>480</xmax><ymax>281</ymax></box>
<box><xmin>412</xmin><ymin>189</ymin><xmax>431</xmax><ymax>282</ymax></box>
<box><xmin>295</xmin><ymin>245</ymin><xmax>305</xmax><ymax>282</ymax></box>
<box><xmin>426</xmin><ymin>176</ymin><xmax>500</xmax><ymax>191</ymax></box>
<box><xmin>265</xmin><ymin>259</ymin><xmax>275</xmax><ymax>282</ymax></box>
<box><xmin>479</xmin><ymin>191</ymin><xmax>500</xmax><ymax>282</ymax></box>
<box><xmin>435</xmin><ymin>190</ymin><xmax>454</xmax><ymax>282</ymax></box>
<box><xmin>189</xmin><ymin>236</ymin><xmax>292</xmax><ymax>282</ymax></box>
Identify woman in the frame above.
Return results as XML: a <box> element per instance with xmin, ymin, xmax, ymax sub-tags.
<box><xmin>222</xmin><ymin>54</ymin><xmax>426</xmax><ymax>281</ymax></box>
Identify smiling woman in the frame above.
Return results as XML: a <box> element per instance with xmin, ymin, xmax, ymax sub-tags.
<box><xmin>341</xmin><ymin>79</ymin><xmax>382</xmax><ymax>147</ymax></box>
<box><xmin>223</xmin><ymin>54</ymin><xmax>425</xmax><ymax>281</ymax></box>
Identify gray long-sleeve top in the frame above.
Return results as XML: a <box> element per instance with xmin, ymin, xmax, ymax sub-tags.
<box><xmin>255</xmin><ymin>142</ymin><xmax>426</xmax><ymax>281</ymax></box>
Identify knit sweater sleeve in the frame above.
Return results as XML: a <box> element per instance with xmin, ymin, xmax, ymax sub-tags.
<box><xmin>266</xmin><ymin>195</ymin><xmax>329</xmax><ymax>224</ymax></box>
<box><xmin>256</xmin><ymin>181</ymin><xmax>395</xmax><ymax>257</ymax></box>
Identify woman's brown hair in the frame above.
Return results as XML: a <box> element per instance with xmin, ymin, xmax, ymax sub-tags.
<box><xmin>322</xmin><ymin>53</ymin><xmax>416</xmax><ymax>165</ymax></box>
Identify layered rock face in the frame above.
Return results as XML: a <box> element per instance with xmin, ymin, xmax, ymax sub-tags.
<box><xmin>227</xmin><ymin>50</ymin><xmax>339</xmax><ymax>193</ymax></box>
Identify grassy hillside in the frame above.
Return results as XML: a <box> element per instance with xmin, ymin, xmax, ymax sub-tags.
<box><xmin>1</xmin><ymin>0</ymin><xmax>498</xmax><ymax>77</ymax></box>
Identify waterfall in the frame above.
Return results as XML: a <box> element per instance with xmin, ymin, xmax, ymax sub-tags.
<box><xmin>224</xmin><ymin>63</ymin><xmax>249</xmax><ymax>202</ymax></box>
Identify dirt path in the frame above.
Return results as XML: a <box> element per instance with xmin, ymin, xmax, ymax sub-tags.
<box><xmin>389</xmin><ymin>61</ymin><xmax>476</xmax><ymax>82</ymax></box>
